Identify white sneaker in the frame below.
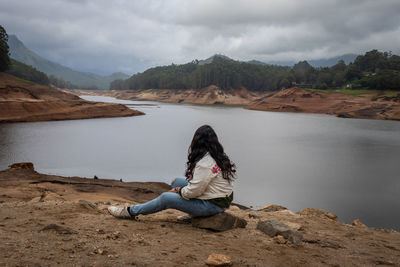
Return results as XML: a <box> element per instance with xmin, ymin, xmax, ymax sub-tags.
<box><xmin>177</xmin><ymin>214</ymin><xmax>192</xmax><ymax>222</ymax></box>
<box><xmin>108</xmin><ymin>206</ymin><xmax>132</xmax><ymax>219</ymax></box>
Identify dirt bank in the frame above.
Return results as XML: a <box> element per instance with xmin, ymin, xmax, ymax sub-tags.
<box><xmin>246</xmin><ymin>87</ymin><xmax>400</xmax><ymax>121</ymax></box>
<box><xmin>0</xmin><ymin>73</ymin><xmax>144</xmax><ymax>122</ymax></box>
<box><xmin>77</xmin><ymin>87</ymin><xmax>400</xmax><ymax>121</ymax></box>
<box><xmin>80</xmin><ymin>86</ymin><xmax>261</xmax><ymax>106</ymax></box>
<box><xmin>1</xmin><ymin>164</ymin><xmax>399</xmax><ymax>266</ymax></box>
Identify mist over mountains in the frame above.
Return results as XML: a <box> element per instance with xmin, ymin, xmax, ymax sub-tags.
<box><xmin>8</xmin><ymin>35</ymin><xmax>129</xmax><ymax>90</ymax></box>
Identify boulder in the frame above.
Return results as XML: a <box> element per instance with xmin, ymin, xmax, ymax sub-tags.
<box><xmin>258</xmin><ymin>204</ymin><xmax>287</xmax><ymax>212</ymax></box>
<box><xmin>352</xmin><ymin>219</ymin><xmax>367</xmax><ymax>227</ymax></box>
<box><xmin>192</xmin><ymin>212</ymin><xmax>247</xmax><ymax>231</ymax></box>
<box><xmin>284</xmin><ymin>222</ymin><xmax>302</xmax><ymax>231</ymax></box>
<box><xmin>205</xmin><ymin>253</ymin><xmax>233</xmax><ymax>266</ymax></box>
<box><xmin>9</xmin><ymin>162</ymin><xmax>34</xmax><ymax>171</ymax></box>
<box><xmin>298</xmin><ymin>208</ymin><xmax>338</xmax><ymax>221</ymax></box>
<box><xmin>256</xmin><ymin>220</ymin><xmax>302</xmax><ymax>246</ymax></box>
<box><xmin>79</xmin><ymin>200</ymin><xmax>101</xmax><ymax>213</ymax></box>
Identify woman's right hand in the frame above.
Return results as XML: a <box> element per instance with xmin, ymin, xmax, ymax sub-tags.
<box><xmin>168</xmin><ymin>187</ymin><xmax>181</xmax><ymax>193</ymax></box>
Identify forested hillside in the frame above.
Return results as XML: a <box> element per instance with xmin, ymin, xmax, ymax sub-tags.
<box><xmin>112</xmin><ymin>51</ymin><xmax>400</xmax><ymax>92</ymax></box>
<box><xmin>8</xmin><ymin>35</ymin><xmax>129</xmax><ymax>90</ymax></box>
<box><xmin>6</xmin><ymin>59</ymin><xmax>49</xmax><ymax>85</ymax></box>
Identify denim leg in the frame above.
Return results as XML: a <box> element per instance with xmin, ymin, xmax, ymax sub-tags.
<box><xmin>171</xmin><ymin>177</ymin><xmax>188</xmax><ymax>188</ymax></box>
<box><xmin>129</xmin><ymin>192</ymin><xmax>223</xmax><ymax>217</ymax></box>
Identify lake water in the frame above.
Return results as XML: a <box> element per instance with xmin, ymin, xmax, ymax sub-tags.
<box><xmin>1</xmin><ymin>95</ymin><xmax>399</xmax><ymax>230</ymax></box>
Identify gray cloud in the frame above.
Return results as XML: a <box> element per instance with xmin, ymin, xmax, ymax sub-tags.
<box><xmin>1</xmin><ymin>0</ymin><xmax>400</xmax><ymax>75</ymax></box>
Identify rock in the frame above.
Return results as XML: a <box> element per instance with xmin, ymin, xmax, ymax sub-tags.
<box><xmin>192</xmin><ymin>212</ymin><xmax>247</xmax><ymax>231</ymax></box>
<box><xmin>352</xmin><ymin>219</ymin><xmax>367</xmax><ymax>227</ymax></box>
<box><xmin>112</xmin><ymin>231</ymin><xmax>121</xmax><ymax>239</ymax></box>
<box><xmin>79</xmin><ymin>200</ymin><xmax>100</xmax><ymax>211</ymax></box>
<box><xmin>227</xmin><ymin>205</ymin><xmax>240</xmax><ymax>212</ymax></box>
<box><xmin>274</xmin><ymin>209</ymin><xmax>298</xmax><ymax>217</ymax></box>
<box><xmin>258</xmin><ymin>204</ymin><xmax>287</xmax><ymax>212</ymax></box>
<box><xmin>96</xmin><ymin>229</ymin><xmax>105</xmax><ymax>234</ymax></box>
<box><xmin>41</xmin><ymin>192</ymin><xmax>65</xmax><ymax>201</ymax></box>
<box><xmin>274</xmin><ymin>235</ymin><xmax>286</xmax><ymax>244</ymax></box>
<box><xmin>287</xmin><ymin>231</ymin><xmax>303</xmax><ymax>246</ymax></box>
<box><xmin>39</xmin><ymin>224</ymin><xmax>77</xmax><ymax>234</ymax></box>
<box><xmin>298</xmin><ymin>208</ymin><xmax>338</xmax><ymax>221</ymax></box>
<box><xmin>230</xmin><ymin>203</ymin><xmax>250</xmax><ymax>210</ymax></box>
<box><xmin>284</xmin><ymin>222</ymin><xmax>302</xmax><ymax>231</ymax></box>
<box><xmin>248</xmin><ymin>213</ymin><xmax>261</xmax><ymax>219</ymax></box>
<box><xmin>205</xmin><ymin>253</ymin><xmax>233</xmax><ymax>266</ymax></box>
<box><xmin>28</xmin><ymin>196</ymin><xmax>42</xmax><ymax>203</ymax></box>
<box><xmin>256</xmin><ymin>220</ymin><xmax>302</xmax><ymax>246</ymax></box>
<box><xmin>9</xmin><ymin>162</ymin><xmax>34</xmax><ymax>171</ymax></box>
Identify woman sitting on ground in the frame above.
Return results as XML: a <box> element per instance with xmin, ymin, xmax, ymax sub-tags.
<box><xmin>108</xmin><ymin>125</ymin><xmax>236</xmax><ymax>219</ymax></box>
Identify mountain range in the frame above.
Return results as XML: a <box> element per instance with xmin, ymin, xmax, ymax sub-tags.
<box><xmin>7</xmin><ymin>34</ymin><xmax>358</xmax><ymax>90</ymax></box>
<box><xmin>197</xmin><ymin>54</ymin><xmax>357</xmax><ymax>68</ymax></box>
<box><xmin>7</xmin><ymin>35</ymin><xmax>129</xmax><ymax>90</ymax></box>
<box><xmin>266</xmin><ymin>54</ymin><xmax>358</xmax><ymax>67</ymax></box>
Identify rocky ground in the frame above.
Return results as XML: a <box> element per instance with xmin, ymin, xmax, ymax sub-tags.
<box><xmin>1</xmin><ymin>163</ymin><xmax>399</xmax><ymax>266</ymax></box>
<box><xmin>0</xmin><ymin>73</ymin><xmax>144</xmax><ymax>122</ymax></box>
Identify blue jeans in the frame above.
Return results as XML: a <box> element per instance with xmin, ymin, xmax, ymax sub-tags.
<box><xmin>129</xmin><ymin>178</ymin><xmax>224</xmax><ymax>217</ymax></box>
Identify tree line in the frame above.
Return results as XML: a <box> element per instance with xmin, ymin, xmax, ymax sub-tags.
<box><xmin>112</xmin><ymin>50</ymin><xmax>400</xmax><ymax>91</ymax></box>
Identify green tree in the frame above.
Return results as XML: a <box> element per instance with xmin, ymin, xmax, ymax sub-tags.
<box><xmin>0</xmin><ymin>25</ymin><xmax>11</xmax><ymax>72</ymax></box>
<box><xmin>331</xmin><ymin>60</ymin><xmax>347</xmax><ymax>72</ymax></box>
<box><xmin>293</xmin><ymin>61</ymin><xmax>313</xmax><ymax>83</ymax></box>
<box><xmin>354</xmin><ymin>49</ymin><xmax>387</xmax><ymax>72</ymax></box>
<box><xmin>279</xmin><ymin>78</ymin><xmax>290</xmax><ymax>89</ymax></box>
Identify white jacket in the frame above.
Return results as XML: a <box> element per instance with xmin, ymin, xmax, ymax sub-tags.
<box><xmin>180</xmin><ymin>152</ymin><xmax>234</xmax><ymax>200</ymax></box>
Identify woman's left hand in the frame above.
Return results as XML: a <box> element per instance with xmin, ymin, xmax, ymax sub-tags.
<box><xmin>169</xmin><ymin>187</ymin><xmax>181</xmax><ymax>193</ymax></box>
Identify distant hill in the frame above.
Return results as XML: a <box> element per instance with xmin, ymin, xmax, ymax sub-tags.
<box><xmin>111</xmin><ymin>50</ymin><xmax>400</xmax><ymax>92</ymax></box>
<box><xmin>267</xmin><ymin>54</ymin><xmax>358</xmax><ymax>67</ymax></box>
<box><xmin>8</xmin><ymin>35</ymin><xmax>129</xmax><ymax>89</ymax></box>
<box><xmin>197</xmin><ymin>54</ymin><xmax>234</xmax><ymax>65</ymax></box>
<box><xmin>200</xmin><ymin>54</ymin><xmax>358</xmax><ymax>68</ymax></box>
<box><xmin>111</xmin><ymin>54</ymin><xmax>292</xmax><ymax>91</ymax></box>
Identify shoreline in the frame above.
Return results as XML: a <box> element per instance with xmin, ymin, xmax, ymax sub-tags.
<box><xmin>0</xmin><ymin>73</ymin><xmax>144</xmax><ymax>123</ymax></box>
<box><xmin>77</xmin><ymin>87</ymin><xmax>400</xmax><ymax>121</ymax></box>
<box><xmin>1</xmin><ymin>163</ymin><xmax>399</xmax><ymax>266</ymax></box>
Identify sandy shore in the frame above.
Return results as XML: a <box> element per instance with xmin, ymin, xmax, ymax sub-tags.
<box><xmin>0</xmin><ymin>73</ymin><xmax>144</xmax><ymax>123</ymax></box>
<box><xmin>1</xmin><ymin>163</ymin><xmax>399</xmax><ymax>266</ymax></box>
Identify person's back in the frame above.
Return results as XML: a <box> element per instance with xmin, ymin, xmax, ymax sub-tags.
<box><xmin>108</xmin><ymin>125</ymin><xmax>236</xmax><ymax>219</ymax></box>
<box><xmin>180</xmin><ymin>152</ymin><xmax>233</xmax><ymax>200</ymax></box>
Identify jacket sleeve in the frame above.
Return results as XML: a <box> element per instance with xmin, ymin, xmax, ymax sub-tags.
<box><xmin>180</xmin><ymin>163</ymin><xmax>214</xmax><ymax>200</ymax></box>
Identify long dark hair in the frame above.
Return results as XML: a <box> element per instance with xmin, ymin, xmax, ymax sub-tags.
<box><xmin>185</xmin><ymin>125</ymin><xmax>236</xmax><ymax>181</ymax></box>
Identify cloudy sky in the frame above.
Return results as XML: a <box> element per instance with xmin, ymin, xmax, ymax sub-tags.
<box><xmin>1</xmin><ymin>0</ymin><xmax>400</xmax><ymax>75</ymax></box>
